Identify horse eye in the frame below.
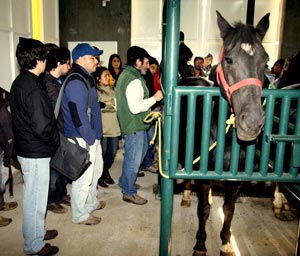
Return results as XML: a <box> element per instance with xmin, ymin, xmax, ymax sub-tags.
<box><xmin>225</xmin><ymin>57</ymin><xmax>232</xmax><ymax>64</ymax></box>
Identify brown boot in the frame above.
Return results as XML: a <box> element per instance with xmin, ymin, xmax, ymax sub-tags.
<box><xmin>1</xmin><ymin>202</ymin><xmax>18</xmax><ymax>211</ymax></box>
<box><xmin>36</xmin><ymin>243</ymin><xmax>59</xmax><ymax>255</ymax></box>
<box><xmin>47</xmin><ymin>203</ymin><xmax>67</xmax><ymax>214</ymax></box>
<box><xmin>0</xmin><ymin>216</ymin><xmax>12</xmax><ymax>227</ymax></box>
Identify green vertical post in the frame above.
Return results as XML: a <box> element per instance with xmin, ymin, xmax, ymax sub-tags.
<box><xmin>215</xmin><ymin>97</ymin><xmax>228</xmax><ymax>174</ymax></box>
<box><xmin>160</xmin><ymin>0</ymin><xmax>180</xmax><ymax>255</ymax></box>
<box><xmin>274</xmin><ymin>96</ymin><xmax>291</xmax><ymax>176</ymax></box>
<box><xmin>259</xmin><ymin>92</ymin><xmax>275</xmax><ymax>176</ymax></box>
<box><xmin>290</xmin><ymin>98</ymin><xmax>300</xmax><ymax>176</ymax></box>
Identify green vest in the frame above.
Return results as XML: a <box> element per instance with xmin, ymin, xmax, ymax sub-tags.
<box><xmin>116</xmin><ymin>66</ymin><xmax>150</xmax><ymax>135</ymax></box>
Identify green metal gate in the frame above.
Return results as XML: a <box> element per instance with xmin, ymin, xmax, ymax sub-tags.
<box><xmin>160</xmin><ymin>1</ymin><xmax>300</xmax><ymax>255</ymax></box>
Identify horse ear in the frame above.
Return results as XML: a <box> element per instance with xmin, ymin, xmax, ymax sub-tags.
<box><xmin>216</xmin><ymin>11</ymin><xmax>234</xmax><ymax>39</ymax></box>
<box><xmin>255</xmin><ymin>13</ymin><xmax>270</xmax><ymax>41</ymax></box>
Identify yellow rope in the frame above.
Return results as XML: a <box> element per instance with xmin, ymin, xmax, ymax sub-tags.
<box><xmin>181</xmin><ymin>113</ymin><xmax>235</xmax><ymax>171</ymax></box>
<box><xmin>144</xmin><ymin>111</ymin><xmax>169</xmax><ymax>178</ymax></box>
<box><xmin>144</xmin><ymin>111</ymin><xmax>236</xmax><ymax>178</ymax></box>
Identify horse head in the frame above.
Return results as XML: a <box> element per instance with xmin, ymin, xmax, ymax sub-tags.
<box><xmin>216</xmin><ymin>11</ymin><xmax>269</xmax><ymax>141</ymax></box>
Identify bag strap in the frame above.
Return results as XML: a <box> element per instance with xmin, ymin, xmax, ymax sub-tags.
<box><xmin>54</xmin><ymin>73</ymin><xmax>92</xmax><ymax>151</ymax></box>
<box><xmin>54</xmin><ymin>73</ymin><xmax>92</xmax><ymax>122</ymax></box>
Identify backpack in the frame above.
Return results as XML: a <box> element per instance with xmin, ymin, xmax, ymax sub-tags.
<box><xmin>0</xmin><ymin>101</ymin><xmax>15</xmax><ymax>196</ymax></box>
<box><xmin>0</xmin><ymin>102</ymin><xmax>15</xmax><ymax>160</ymax></box>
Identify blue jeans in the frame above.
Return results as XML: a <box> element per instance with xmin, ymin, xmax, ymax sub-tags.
<box><xmin>48</xmin><ymin>168</ymin><xmax>68</xmax><ymax>204</ymax></box>
<box><xmin>71</xmin><ymin>139</ymin><xmax>103</xmax><ymax>223</ymax></box>
<box><xmin>101</xmin><ymin>137</ymin><xmax>119</xmax><ymax>172</ymax></box>
<box><xmin>17</xmin><ymin>156</ymin><xmax>50</xmax><ymax>254</ymax></box>
<box><xmin>119</xmin><ymin>131</ymin><xmax>148</xmax><ymax>195</ymax></box>
<box><xmin>0</xmin><ymin>152</ymin><xmax>5</xmax><ymax>210</ymax></box>
<box><xmin>141</xmin><ymin>124</ymin><xmax>157</xmax><ymax>168</ymax></box>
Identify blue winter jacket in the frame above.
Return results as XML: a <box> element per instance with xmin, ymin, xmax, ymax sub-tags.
<box><xmin>61</xmin><ymin>63</ymin><xmax>102</xmax><ymax>145</ymax></box>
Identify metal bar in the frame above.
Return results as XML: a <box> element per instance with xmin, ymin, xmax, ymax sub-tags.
<box><xmin>215</xmin><ymin>97</ymin><xmax>228</xmax><ymax>174</ymax></box>
<box><xmin>274</xmin><ymin>96</ymin><xmax>291</xmax><ymax>176</ymax></box>
<box><xmin>266</xmin><ymin>134</ymin><xmax>300</xmax><ymax>142</ymax></box>
<box><xmin>170</xmin><ymin>90</ymin><xmax>180</xmax><ymax>177</ymax></box>
<box><xmin>185</xmin><ymin>94</ymin><xmax>196</xmax><ymax>173</ymax></box>
<box><xmin>200</xmin><ymin>94</ymin><xmax>213</xmax><ymax>174</ymax></box>
<box><xmin>160</xmin><ymin>178</ymin><xmax>174</xmax><ymax>256</ymax></box>
<box><xmin>245</xmin><ymin>143</ymin><xmax>256</xmax><ymax>176</ymax></box>
<box><xmin>171</xmin><ymin>171</ymin><xmax>300</xmax><ymax>182</ymax></box>
<box><xmin>259</xmin><ymin>93</ymin><xmax>275</xmax><ymax>176</ymax></box>
<box><xmin>160</xmin><ymin>1</ymin><xmax>180</xmax><ymax>255</ymax></box>
<box><xmin>290</xmin><ymin>98</ymin><xmax>300</xmax><ymax>176</ymax></box>
<box><xmin>230</xmin><ymin>129</ymin><xmax>240</xmax><ymax>175</ymax></box>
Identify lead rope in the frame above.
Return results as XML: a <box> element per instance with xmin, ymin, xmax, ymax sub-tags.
<box><xmin>181</xmin><ymin>113</ymin><xmax>236</xmax><ymax>171</ymax></box>
<box><xmin>144</xmin><ymin>111</ymin><xmax>169</xmax><ymax>178</ymax></box>
<box><xmin>144</xmin><ymin>112</ymin><xmax>236</xmax><ymax>179</ymax></box>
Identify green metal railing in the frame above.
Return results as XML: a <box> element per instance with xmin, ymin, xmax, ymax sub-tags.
<box><xmin>167</xmin><ymin>86</ymin><xmax>300</xmax><ymax>182</ymax></box>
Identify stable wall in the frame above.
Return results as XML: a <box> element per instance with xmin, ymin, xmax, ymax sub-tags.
<box><xmin>59</xmin><ymin>0</ymin><xmax>131</xmax><ymax>67</ymax></box>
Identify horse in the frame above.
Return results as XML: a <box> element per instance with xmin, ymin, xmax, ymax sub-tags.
<box><xmin>267</xmin><ymin>50</ymin><xmax>300</xmax><ymax>221</ymax></box>
<box><xmin>176</xmin><ymin>11</ymin><xmax>270</xmax><ymax>256</ymax></box>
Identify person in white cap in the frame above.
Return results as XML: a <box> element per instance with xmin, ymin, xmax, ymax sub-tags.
<box><xmin>61</xmin><ymin>43</ymin><xmax>105</xmax><ymax>225</ymax></box>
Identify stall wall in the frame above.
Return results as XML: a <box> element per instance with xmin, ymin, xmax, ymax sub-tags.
<box><xmin>131</xmin><ymin>0</ymin><xmax>285</xmax><ymax>68</ymax></box>
<box><xmin>0</xmin><ymin>0</ymin><xmax>59</xmax><ymax>90</ymax></box>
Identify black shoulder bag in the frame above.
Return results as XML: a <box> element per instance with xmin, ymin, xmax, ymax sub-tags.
<box><xmin>50</xmin><ymin>73</ymin><xmax>92</xmax><ymax>181</ymax></box>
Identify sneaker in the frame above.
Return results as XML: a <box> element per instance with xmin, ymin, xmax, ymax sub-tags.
<box><xmin>58</xmin><ymin>195</ymin><xmax>71</xmax><ymax>206</ymax></box>
<box><xmin>44</xmin><ymin>229</ymin><xmax>58</xmax><ymax>240</ymax></box>
<box><xmin>103</xmin><ymin>172</ymin><xmax>115</xmax><ymax>185</ymax></box>
<box><xmin>47</xmin><ymin>203</ymin><xmax>67</xmax><ymax>214</ymax></box>
<box><xmin>35</xmin><ymin>243</ymin><xmax>59</xmax><ymax>256</ymax></box>
<box><xmin>94</xmin><ymin>201</ymin><xmax>106</xmax><ymax>211</ymax></box>
<box><xmin>144</xmin><ymin>165</ymin><xmax>158</xmax><ymax>173</ymax></box>
<box><xmin>1</xmin><ymin>201</ymin><xmax>18</xmax><ymax>211</ymax></box>
<box><xmin>75</xmin><ymin>215</ymin><xmax>101</xmax><ymax>225</ymax></box>
<box><xmin>98</xmin><ymin>178</ymin><xmax>109</xmax><ymax>188</ymax></box>
<box><xmin>137</xmin><ymin>171</ymin><xmax>145</xmax><ymax>177</ymax></box>
<box><xmin>0</xmin><ymin>216</ymin><xmax>12</xmax><ymax>227</ymax></box>
<box><xmin>122</xmin><ymin>194</ymin><xmax>148</xmax><ymax>205</ymax></box>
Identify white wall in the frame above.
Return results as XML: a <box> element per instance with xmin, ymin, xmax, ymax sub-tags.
<box><xmin>0</xmin><ymin>0</ymin><xmax>59</xmax><ymax>91</ymax></box>
<box><xmin>0</xmin><ymin>0</ymin><xmax>31</xmax><ymax>91</ymax></box>
<box><xmin>68</xmin><ymin>41</ymin><xmax>118</xmax><ymax>67</ymax></box>
<box><xmin>131</xmin><ymin>0</ymin><xmax>285</xmax><ymax>68</ymax></box>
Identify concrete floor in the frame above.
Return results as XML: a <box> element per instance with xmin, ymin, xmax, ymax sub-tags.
<box><xmin>0</xmin><ymin>149</ymin><xmax>298</xmax><ymax>256</ymax></box>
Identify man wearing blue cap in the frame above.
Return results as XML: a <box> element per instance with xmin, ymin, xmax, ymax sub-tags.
<box><xmin>61</xmin><ymin>43</ymin><xmax>105</xmax><ymax>225</ymax></box>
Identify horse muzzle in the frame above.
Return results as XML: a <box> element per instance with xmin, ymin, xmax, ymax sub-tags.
<box><xmin>235</xmin><ymin>110</ymin><xmax>265</xmax><ymax>141</ymax></box>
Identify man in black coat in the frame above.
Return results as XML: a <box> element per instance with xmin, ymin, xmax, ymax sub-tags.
<box><xmin>10</xmin><ymin>39</ymin><xmax>59</xmax><ymax>256</ymax></box>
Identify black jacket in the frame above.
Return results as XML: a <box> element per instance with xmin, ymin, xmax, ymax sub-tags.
<box><xmin>10</xmin><ymin>70</ymin><xmax>59</xmax><ymax>158</ymax></box>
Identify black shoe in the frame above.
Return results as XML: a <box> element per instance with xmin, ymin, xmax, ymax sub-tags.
<box><xmin>1</xmin><ymin>201</ymin><xmax>18</xmax><ymax>211</ymax></box>
<box><xmin>36</xmin><ymin>243</ymin><xmax>59</xmax><ymax>255</ymax></box>
<box><xmin>0</xmin><ymin>216</ymin><xmax>12</xmax><ymax>227</ymax></box>
<box><xmin>98</xmin><ymin>178</ymin><xmax>108</xmax><ymax>188</ymax></box>
<box><xmin>103</xmin><ymin>172</ymin><xmax>115</xmax><ymax>185</ymax></box>
<box><xmin>47</xmin><ymin>203</ymin><xmax>67</xmax><ymax>214</ymax></box>
<box><xmin>137</xmin><ymin>172</ymin><xmax>145</xmax><ymax>177</ymax></box>
<box><xmin>44</xmin><ymin>229</ymin><xmax>58</xmax><ymax>240</ymax></box>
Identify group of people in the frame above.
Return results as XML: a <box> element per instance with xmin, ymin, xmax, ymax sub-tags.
<box><xmin>1</xmin><ymin>38</ymin><xmax>163</xmax><ymax>255</ymax></box>
<box><xmin>178</xmin><ymin>32</ymin><xmax>214</xmax><ymax>81</ymax></box>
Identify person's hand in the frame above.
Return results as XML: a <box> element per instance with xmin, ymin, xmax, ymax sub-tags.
<box><xmin>153</xmin><ymin>90</ymin><xmax>164</xmax><ymax>102</ymax></box>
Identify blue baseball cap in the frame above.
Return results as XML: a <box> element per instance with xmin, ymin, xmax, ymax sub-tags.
<box><xmin>72</xmin><ymin>43</ymin><xmax>103</xmax><ymax>62</ymax></box>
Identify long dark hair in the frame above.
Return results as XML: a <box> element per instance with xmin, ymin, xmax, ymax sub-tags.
<box><xmin>108</xmin><ymin>54</ymin><xmax>123</xmax><ymax>80</ymax></box>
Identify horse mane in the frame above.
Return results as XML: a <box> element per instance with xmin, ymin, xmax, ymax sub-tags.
<box><xmin>224</xmin><ymin>22</ymin><xmax>260</xmax><ymax>51</ymax></box>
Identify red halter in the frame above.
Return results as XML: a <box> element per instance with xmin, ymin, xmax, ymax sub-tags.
<box><xmin>216</xmin><ymin>47</ymin><xmax>262</xmax><ymax>106</ymax></box>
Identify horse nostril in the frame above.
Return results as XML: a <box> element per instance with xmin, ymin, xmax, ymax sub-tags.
<box><xmin>239</xmin><ymin>112</ymin><xmax>264</xmax><ymax>132</ymax></box>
